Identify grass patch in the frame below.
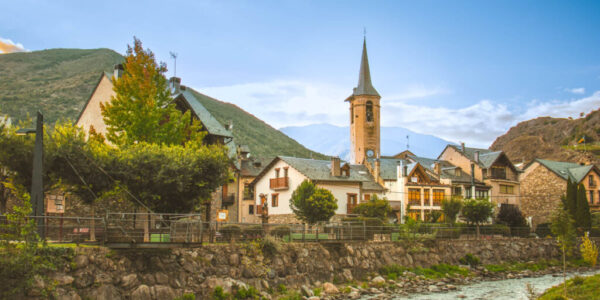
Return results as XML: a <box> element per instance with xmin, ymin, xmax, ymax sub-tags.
<box><xmin>282</xmin><ymin>233</ymin><xmax>329</xmax><ymax>241</ymax></box>
<box><xmin>484</xmin><ymin>259</ymin><xmax>587</xmax><ymax>273</ymax></box>
<box><xmin>538</xmin><ymin>273</ymin><xmax>600</xmax><ymax>300</ymax></box>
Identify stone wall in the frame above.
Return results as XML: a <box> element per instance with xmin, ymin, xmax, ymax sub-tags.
<box><xmin>520</xmin><ymin>163</ymin><xmax>565</xmax><ymax>227</ymax></box>
<box><xmin>37</xmin><ymin>238</ymin><xmax>564</xmax><ymax>300</ymax></box>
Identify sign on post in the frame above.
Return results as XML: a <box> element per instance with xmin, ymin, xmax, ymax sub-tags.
<box><xmin>217</xmin><ymin>209</ymin><xmax>229</xmax><ymax>222</ymax></box>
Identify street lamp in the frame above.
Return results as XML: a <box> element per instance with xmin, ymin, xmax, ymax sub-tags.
<box><xmin>16</xmin><ymin>111</ymin><xmax>45</xmax><ymax>240</ymax></box>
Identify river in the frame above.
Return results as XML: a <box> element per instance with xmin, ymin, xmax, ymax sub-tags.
<box><xmin>362</xmin><ymin>270</ymin><xmax>600</xmax><ymax>300</ymax></box>
<box><xmin>371</xmin><ymin>270</ymin><xmax>600</xmax><ymax>300</ymax></box>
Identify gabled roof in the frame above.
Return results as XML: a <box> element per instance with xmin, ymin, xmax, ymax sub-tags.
<box><xmin>253</xmin><ymin>156</ymin><xmax>384</xmax><ymax>191</ymax></box>
<box><xmin>367</xmin><ymin>157</ymin><xmax>406</xmax><ymax>180</ymax></box>
<box><xmin>240</xmin><ymin>157</ymin><xmax>267</xmax><ymax>177</ymax></box>
<box><xmin>534</xmin><ymin>158</ymin><xmax>598</xmax><ymax>183</ymax></box>
<box><xmin>442</xmin><ymin>145</ymin><xmax>511</xmax><ymax>169</ymax></box>
<box><xmin>352</xmin><ymin>38</ymin><xmax>379</xmax><ymax>97</ymax></box>
<box><xmin>176</xmin><ymin>89</ymin><xmax>233</xmax><ymax>138</ymax></box>
<box><xmin>408</xmin><ymin>155</ymin><xmax>487</xmax><ymax>185</ymax></box>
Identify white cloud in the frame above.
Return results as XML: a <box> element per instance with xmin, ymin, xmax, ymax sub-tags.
<box><xmin>196</xmin><ymin>80</ymin><xmax>600</xmax><ymax>149</ymax></box>
<box><xmin>565</xmin><ymin>87</ymin><xmax>585</xmax><ymax>94</ymax></box>
<box><xmin>386</xmin><ymin>84</ymin><xmax>450</xmax><ymax>101</ymax></box>
<box><xmin>0</xmin><ymin>37</ymin><xmax>27</xmax><ymax>54</ymax></box>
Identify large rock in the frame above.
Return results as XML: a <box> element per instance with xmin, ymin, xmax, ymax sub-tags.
<box><xmin>153</xmin><ymin>285</ymin><xmax>176</xmax><ymax>300</ymax></box>
<box><xmin>155</xmin><ymin>272</ymin><xmax>169</xmax><ymax>285</ymax></box>
<box><xmin>120</xmin><ymin>274</ymin><xmax>138</xmax><ymax>289</ymax></box>
<box><xmin>229</xmin><ymin>253</ymin><xmax>240</xmax><ymax>266</ymax></box>
<box><xmin>73</xmin><ymin>255</ymin><xmax>89</xmax><ymax>269</ymax></box>
<box><xmin>130</xmin><ymin>285</ymin><xmax>152</xmax><ymax>300</ymax></box>
<box><xmin>52</xmin><ymin>273</ymin><xmax>75</xmax><ymax>285</ymax></box>
<box><xmin>55</xmin><ymin>290</ymin><xmax>81</xmax><ymax>300</ymax></box>
<box><xmin>342</xmin><ymin>269</ymin><xmax>353</xmax><ymax>282</ymax></box>
<box><xmin>89</xmin><ymin>284</ymin><xmax>121</xmax><ymax>300</ymax></box>
<box><xmin>371</xmin><ymin>276</ymin><xmax>386</xmax><ymax>285</ymax></box>
<box><xmin>322</xmin><ymin>282</ymin><xmax>339</xmax><ymax>294</ymax></box>
<box><xmin>27</xmin><ymin>275</ymin><xmax>45</xmax><ymax>296</ymax></box>
<box><xmin>74</xmin><ymin>272</ymin><xmax>94</xmax><ymax>289</ymax></box>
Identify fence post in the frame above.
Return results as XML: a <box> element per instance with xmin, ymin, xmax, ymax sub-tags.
<box><xmin>363</xmin><ymin>220</ymin><xmax>366</xmax><ymax>241</ymax></box>
<box><xmin>316</xmin><ymin>226</ymin><xmax>319</xmax><ymax>242</ymax></box>
<box><xmin>302</xmin><ymin>224</ymin><xmax>305</xmax><ymax>242</ymax></box>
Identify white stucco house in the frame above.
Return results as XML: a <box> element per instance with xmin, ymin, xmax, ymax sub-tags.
<box><xmin>250</xmin><ymin>156</ymin><xmax>385</xmax><ymax>224</ymax></box>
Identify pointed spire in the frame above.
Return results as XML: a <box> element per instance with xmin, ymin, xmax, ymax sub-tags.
<box><xmin>354</xmin><ymin>38</ymin><xmax>379</xmax><ymax>97</ymax></box>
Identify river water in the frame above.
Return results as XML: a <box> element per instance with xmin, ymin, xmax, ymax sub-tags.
<box><xmin>388</xmin><ymin>270</ymin><xmax>600</xmax><ymax>300</ymax></box>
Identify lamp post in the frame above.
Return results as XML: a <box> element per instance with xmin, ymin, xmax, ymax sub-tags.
<box><xmin>17</xmin><ymin>111</ymin><xmax>44</xmax><ymax>240</ymax></box>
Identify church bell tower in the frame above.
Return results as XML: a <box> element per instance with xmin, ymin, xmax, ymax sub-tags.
<box><xmin>347</xmin><ymin>39</ymin><xmax>381</xmax><ymax>164</ymax></box>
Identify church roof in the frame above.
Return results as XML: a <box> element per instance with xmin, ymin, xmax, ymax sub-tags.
<box><xmin>353</xmin><ymin>39</ymin><xmax>380</xmax><ymax>97</ymax></box>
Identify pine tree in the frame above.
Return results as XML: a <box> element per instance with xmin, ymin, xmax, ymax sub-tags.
<box><xmin>564</xmin><ymin>178</ymin><xmax>578</xmax><ymax>218</ymax></box>
<box><xmin>575</xmin><ymin>183</ymin><xmax>592</xmax><ymax>229</ymax></box>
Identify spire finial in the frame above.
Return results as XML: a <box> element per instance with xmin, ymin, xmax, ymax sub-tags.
<box><xmin>353</xmin><ymin>35</ymin><xmax>379</xmax><ymax>97</ymax></box>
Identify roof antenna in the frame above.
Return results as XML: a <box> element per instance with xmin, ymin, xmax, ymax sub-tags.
<box><xmin>406</xmin><ymin>135</ymin><xmax>410</xmax><ymax>150</ymax></box>
<box><xmin>169</xmin><ymin>52</ymin><xmax>178</xmax><ymax>77</ymax></box>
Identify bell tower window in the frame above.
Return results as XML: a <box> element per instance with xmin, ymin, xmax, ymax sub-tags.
<box><xmin>366</xmin><ymin>101</ymin><xmax>373</xmax><ymax>122</ymax></box>
<box><xmin>351</xmin><ymin>106</ymin><xmax>354</xmax><ymax>124</ymax></box>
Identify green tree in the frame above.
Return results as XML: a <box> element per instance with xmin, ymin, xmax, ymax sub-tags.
<box><xmin>101</xmin><ymin>37</ymin><xmax>204</xmax><ymax>146</ymax></box>
<box><xmin>428</xmin><ymin>210</ymin><xmax>443</xmax><ymax>223</ymax></box>
<box><xmin>550</xmin><ymin>204</ymin><xmax>577</xmax><ymax>298</ymax></box>
<box><xmin>352</xmin><ymin>194</ymin><xmax>391</xmax><ymax>220</ymax></box>
<box><xmin>461</xmin><ymin>198</ymin><xmax>494</xmax><ymax>238</ymax></box>
<box><xmin>496</xmin><ymin>204</ymin><xmax>527</xmax><ymax>227</ymax></box>
<box><xmin>575</xmin><ymin>183</ymin><xmax>592</xmax><ymax>230</ymax></box>
<box><xmin>564</xmin><ymin>178</ymin><xmax>578</xmax><ymax>218</ymax></box>
<box><xmin>290</xmin><ymin>180</ymin><xmax>338</xmax><ymax>225</ymax></box>
<box><xmin>441</xmin><ymin>196</ymin><xmax>463</xmax><ymax>224</ymax></box>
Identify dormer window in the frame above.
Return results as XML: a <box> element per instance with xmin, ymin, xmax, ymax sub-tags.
<box><xmin>274</xmin><ymin>168</ymin><xmax>280</xmax><ymax>178</ymax></box>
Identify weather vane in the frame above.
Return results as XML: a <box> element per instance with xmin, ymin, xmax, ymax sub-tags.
<box><xmin>169</xmin><ymin>52</ymin><xmax>178</xmax><ymax>77</ymax></box>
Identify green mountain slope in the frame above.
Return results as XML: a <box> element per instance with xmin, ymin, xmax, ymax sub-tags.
<box><xmin>189</xmin><ymin>89</ymin><xmax>328</xmax><ymax>159</ymax></box>
<box><xmin>0</xmin><ymin>48</ymin><xmax>326</xmax><ymax>159</ymax></box>
<box><xmin>0</xmin><ymin>48</ymin><xmax>124</xmax><ymax>124</ymax></box>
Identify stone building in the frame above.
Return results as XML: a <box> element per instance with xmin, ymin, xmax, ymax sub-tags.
<box><xmin>251</xmin><ymin>156</ymin><xmax>384</xmax><ymax>224</ymax></box>
<box><xmin>520</xmin><ymin>158</ymin><xmax>600</xmax><ymax>226</ymax></box>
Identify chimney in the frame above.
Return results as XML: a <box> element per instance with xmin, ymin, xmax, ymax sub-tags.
<box><xmin>470</xmin><ymin>163</ymin><xmax>476</xmax><ymax>199</ymax></box>
<box><xmin>331</xmin><ymin>157</ymin><xmax>341</xmax><ymax>177</ymax></box>
<box><xmin>474</xmin><ymin>151</ymin><xmax>480</xmax><ymax>163</ymax></box>
<box><xmin>434</xmin><ymin>162</ymin><xmax>441</xmax><ymax>175</ymax></box>
<box><xmin>461</xmin><ymin>142</ymin><xmax>465</xmax><ymax>153</ymax></box>
<box><xmin>169</xmin><ymin>77</ymin><xmax>181</xmax><ymax>93</ymax></box>
<box><xmin>397</xmin><ymin>161</ymin><xmax>402</xmax><ymax>179</ymax></box>
<box><xmin>374</xmin><ymin>159</ymin><xmax>380</xmax><ymax>181</ymax></box>
<box><xmin>113</xmin><ymin>64</ymin><xmax>124</xmax><ymax>79</ymax></box>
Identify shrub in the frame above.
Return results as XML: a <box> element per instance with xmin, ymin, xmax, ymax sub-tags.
<box><xmin>459</xmin><ymin>253</ymin><xmax>480</xmax><ymax>267</ymax></box>
<box><xmin>535</xmin><ymin>223</ymin><xmax>554</xmax><ymax>238</ymax></box>
<box><xmin>571</xmin><ymin>275</ymin><xmax>585</xmax><ymax>286</ymax></box>
<box><xmin>277</xmin><ymin>283</ymin><xmax>287</xmax><ymax>293</ymax></box>
<box><xmin>270</xmin><ymin>226</ymin><xmax>292</xmax><ymax>238</ymax></box>
<box><xmin>242</xmin><ymin>225</ymin><xmax>264</xmax><ymax>239</ymax></box>
<box><xmin>234</xmin><ymin>285</ymin><xmax>259</xmax><ymax>299</ymax></box>
<box><xmin>496</xmin><ymin>204</ymin><xmax>528</xmax><ymax>227</ymax></box>
<box><xmin>174</xmin><ymin>293</ymin><xmax>196</xmax><ymax>300</ymax></box>
<box><xmin>212</xmin><ymin>286</ymin><xmax>230</xmax><ymax>300</ymax></box>
<box><xmin>352</xmin><ymin>195</ymin><xmax>392</xmax><ymax>220</ymax></box>
<box><xmin>220</xmin><ymin>225</ymin><xmax>242</xmax><ymax>241</ymax></box>
<box><xmin>260</xmin><ymin>235</ymin><xmax>281</xmax><ymax>257</ymax></box>
<box><xmin>580</xmin><ymin>233</ymin><xmax>598</xmax><ymax>266</ymax></box>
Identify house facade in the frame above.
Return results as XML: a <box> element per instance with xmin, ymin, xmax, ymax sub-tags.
<box><xmin>520</xmin><ymin>159</ymin><xmax>600</xmax><ymax>226</ymax></box>
<box><xmin>438</xmin><ymin>144</ymin><xmax>520</xmax><ymax>207</ymax></box>
<box><xmin>75</xmin><ymin>65</ymin><xmax>258</xmax><ymax>222</ymax></box>
<box><xmin>251</xmin><ymin>156</ymin><xmax>384</xmax><ymax>224</ymax></box>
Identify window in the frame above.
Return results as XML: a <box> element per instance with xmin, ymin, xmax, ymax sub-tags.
<box><xmin>271</xmin><ymin>194</ymin><xmax>279</xmax><ymax>207</ymax></box>
<box><xmin>283</xmin><ymin>167</ymin><xmax>288</xmax><ymax>177</ymax></box>
<box><xmin>589</xmin><ymin>191</ymin><xmax>594</xmax><ymax>204</ymax></box>
<box><xmin>433</xmin><ymin>190</ymin><xmax>444</xmax><ymax>206</ymax></box>
<box><xmin>499</xmin><ymin>184</ymin><xmax>514</xmax><ymax>194</ymax></box>
<box><xmin>491</xmin><ymin>167</ymin><xmax>507</xmax><ymax>179</ymax></box>
<box><xmin>248</xmin><ymin>205</ymin><xmax>254</xmax><ymax>215</ymax></box>
<box><xmin>408</xmin><ymin>189</ymin><xmax>421</xmax><ymax>206</ymax></box>
<box><xmin>476</xmin><ymin>190</ymin><xmax>488</xmax><ymax>199</ymax></box>
<box><xmin>453</xmin><ymin>186</ymin><xmax>462</xmax><ymax>196</ymax></box>
<box><xmin>424</xmin><ymin>189</ymin><xmax>430</xmax><ymax>205</ymax></box>
<box><xmin>274</xmin><ymin>168</ymin><xmax>280</xmax><ymax>178</ymax></box>
<box><xmin>466</xmin><ymin>188</ymin><xmax>472</xmax><ymax>199</ymax></box>
<box><xmin>351</xmin><ymin>106</ymin><xmax>354</xmax><ymax>124</ymax></box>
<box><xmin>590</xmin><ymin>175</ymin><xmax>596</xmax><ymax>187</ymax></box>
<box><xmin>364</xmin><ymin>194</ymin><xmax>371</xmax><ymax>202</ymax></box>
<box><xmin>366</xmin><ymin>101</ymin><xmax>374</xmax><ymax>122</ymax></box>
<box><xmin>347</xmin><ymin>193</ymin><xmax>358</xmax><ymax>214</ymax></box>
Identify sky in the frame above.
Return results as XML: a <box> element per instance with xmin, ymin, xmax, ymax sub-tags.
<box><xmin>2</xmin><ymin>0</ymin><xmax>600</xmax><ymax>147</ymax></box>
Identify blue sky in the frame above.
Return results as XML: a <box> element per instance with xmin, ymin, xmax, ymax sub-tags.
<box><xmin>2</xmin><ymin>0</ymin><xmax>600</xmax><ymax>147</ymax></box>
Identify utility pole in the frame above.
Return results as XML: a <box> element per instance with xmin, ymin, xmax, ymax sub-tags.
<box><xmin>31</xmin><ymin>112</ymin><xmax>45</xmax><ymax>240</ymax></box>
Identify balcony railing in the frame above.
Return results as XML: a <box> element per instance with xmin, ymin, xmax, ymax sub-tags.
<box><xmin>222</xmin><ymin>194</ymin><xmax>235</xmax><ymax>206</ymax></box>
<box><xmin>270</xmin><ymin>177</ymin><xmax>289</xmax><ymax>190</ymax></box>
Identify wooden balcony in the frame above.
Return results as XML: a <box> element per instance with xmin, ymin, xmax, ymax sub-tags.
<box><xmin>270</xmin><ymin>177</ymin><xmax>289</xmax><ymax>190</ymax></box>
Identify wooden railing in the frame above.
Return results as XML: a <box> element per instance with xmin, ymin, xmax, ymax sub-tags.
<box><xmin>270</xmin><ymin>177</ymin><xmax>289</xmax><ymax>190</ymax></box>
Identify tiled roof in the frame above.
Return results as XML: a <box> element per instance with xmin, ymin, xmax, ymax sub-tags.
<box><xmin>279</xmin><ymin>156</ymin><xmax>384</xmax><ymax>190</ymax></box>
<box><xmin>367</xmin><ymin>157</ymin><xmax>406</xmax><ymax>180</ymax></box>
<box><xmin>240</xmin><ymin>158</ymin><xmax>267</xmax><ymax>177</ymax></box>
<box><xmin>447</xmin><ymin>145</ymin><xmax>503</xmax><ymax>168</ymax></box>
<box><xmin>536</xmin><ymin>159</ymin><xmax>594</xmax><ymax>183</ymax></box>
<box><xmin>177</xmin><ymin>89</ymin><xmax>233</xmax><ymax>138</ymax></box>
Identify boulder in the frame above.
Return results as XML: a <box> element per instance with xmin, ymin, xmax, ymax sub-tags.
<box><xmin>229</xmin><ymin>253</ymin><xmax>240</xmax><ymax>266</ymax></box>
<box><xmin>371</xmin><ymin>276</ymin><xmax>386</xmax><ymax>285</ymax></box>
<box><xmin>52</xmin><ymin>273</ymin><xmax>75</xmax><ymax>285</ymax></box>
<box><xmin>130</xmin><ymin>285</ymin><xmax>152</xmax><ymax>300</ymax></box>
<box><xmin>301</xmin><ymin>285</ymin><xmax>314</xmax><ymax>297</ymax></box>
<box><xmin>89</xmin><ymin>284</ymin><xmax>121</xmax><ymax>300</ymax></box>
<box><xmin>322</xmin><ymin>282</ymin><xmax>339</xmax><ymax>294</ymax></box>
<box><xmin>120</xmin><ymin>274</ymin><xmax>138</xmax><ymax>289</ymax></box>
<box><xmin>73</xmin><ymin>255</ymin><xmax>89</xmax><ymax>269</ymax></box>
<box><xmin>342</xmin><ymin>269</ymin><xmax>353</xmax><ymax>282</ymax></box>
<box><xmin>155</xmin><ymin>272</ymin><xmax>169</xmax><ymax>284</ymax></box>
<box><xmin>153</xmin><ymin>285</ymin><xmax>176</xmax><ymax>300</ymax></box>
<box><xmin>55</xmin><ymin>290</ymin><xmax>82</xmax><ymax>300</ymax></box>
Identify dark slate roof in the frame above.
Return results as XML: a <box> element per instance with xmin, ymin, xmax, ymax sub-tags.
<box><xmin>241</xmin><ymin>158</ymin><xmax>266</xmax><ymax>177</ymax></box>
<box><xmin>353</xmin><ymin>39</ymin><xmax>379</xmax><ymax>97</ymax></box>
<box><xmin>447</xmin><ymin>145</ymin><xmax>502</xmax><ymax>168</ymax></box>
<box><xmin>278</xmin><ymin>156</ymin><xmax>384</xmax><ymax>190</ymax></box>
<box><xmin>408</xmin><ymin>155</ymin><xmax>487</xmax><ymax>185</ymax></box>
<box><xmin>535</xmin><ymin>159</ymin><xmax>595</xmax><ymax>183</ymax></box>
<box><xmin>177</xmin><ymin>89</ymin><xmax>233</xmax><ymax>138</ymax></box>
<box><xmin>367</xmin><ymin>158</ymin><xmax>405</xmax><ymax>180</ymax></box>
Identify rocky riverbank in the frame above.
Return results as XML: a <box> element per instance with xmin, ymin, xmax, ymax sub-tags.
<box><xmin>19</xmin><ymin>238</ymin><xmax>587</xmax><ymax>299</ymax></box>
